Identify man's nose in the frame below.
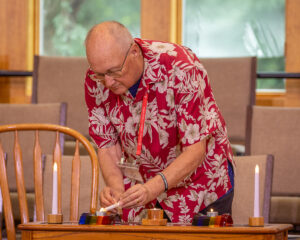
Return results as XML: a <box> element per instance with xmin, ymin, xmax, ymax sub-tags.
<box><xmin>104</xmin><ymin>75</ymin><xmax>115</xmax><ymax>88</ymax></box>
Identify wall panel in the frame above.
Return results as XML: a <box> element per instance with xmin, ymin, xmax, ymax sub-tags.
<box><xmin>0</xmin><ymin>0</ymin><xmax>36</xmax><ymax>103</ymax></box>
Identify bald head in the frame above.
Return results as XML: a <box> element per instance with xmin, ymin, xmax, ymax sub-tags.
<box><xmin>85</xmin><ymin>21</ymin><xmax>133</xmax><ymax>56</ymax></box>
<box><xmin>85</xmin><ymin>21</ymin><xmax>134</xmax><ymax>74</ymax></box>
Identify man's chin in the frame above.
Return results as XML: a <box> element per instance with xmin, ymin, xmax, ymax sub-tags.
<box><xmin>111</xmin><ymin>87</ymin><xmax>127</xmax><ymax>95</ymax></box>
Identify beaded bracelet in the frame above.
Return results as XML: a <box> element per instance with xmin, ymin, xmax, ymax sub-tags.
<box><xmin>157</xmin><ymin>172</ymin><xmax>168</xmax><ymax>192</ymax></box>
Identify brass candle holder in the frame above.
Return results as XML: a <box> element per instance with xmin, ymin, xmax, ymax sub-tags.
<box><xmin>249</xmin><ymin>216</ymin><xmax>264</xmax><ymax>227</ymax></box>
<box><xmin>48</xmin><ymin>213</ymin><xmax>63</xmax><ymax>224</ymax></box>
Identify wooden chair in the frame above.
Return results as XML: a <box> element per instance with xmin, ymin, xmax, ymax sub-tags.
<box><xmin>200</xmin><ymin>57</ymin><xmax>257</xmax><ymax>155</ymax></box>
<box><xmin>232</xmin><ymin>154</ymin><xmax>273</xmax><ymax>224</ymax></box>
<box><xmin>0</xmin><ymin>123</ymin><xmax>99</xmax><ymax>240</ymax></box>
<box><xmin>0</xmin><ymin>103</ymin><xmax>66</xmax><ymax>231</ymax></box>
<box><xmin>246</xmin><ymin>106</ymin><xmax>300</xmax><ymax>226</ymax></box>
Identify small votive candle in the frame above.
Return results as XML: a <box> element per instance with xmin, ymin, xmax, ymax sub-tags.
<box><xmin>148</xmin><ymin>208</ymin><xmax>163</xmax><ymax>219</ymax></box>
<box><xmin>96</xmin><ymin>216</ymin><xmax>111</xmax><ymax>225</ymax></box>
<box><xmin>214</xmin><ymin>215</ymin><xmax>222</xmax><ymax>226</ymax></box>
<box><xmin>96</xmin><ymin>208</ymin><xmax>107</xmax><ymax>216</ymax></box>
<box><xmin>86</xmin><ymin>213</ymin><xmax>97</xmax><ymax>225</ymax></box>
<box><xmin>220</xmin><ymin>213</ymin><xmax>233</xmax><ymax>226</ymax></box>
<box><xmin>207</xmin><ymin>209</ymin><xmax>218</xmax><ymax>217</ymax></box>
<box><xmin>192</xmin><ymin>214</ymin><xmax>210</xmax><ymax>226</ymax></box>
<box><xmin>78</xmin><ymin>213</ymin><xmax>89</xmax><ymax>224</ymax></box>
<box><xmin>209</xmin><ymin>216</ymin><xmax>216</xmax><ymax>226</ymax></box>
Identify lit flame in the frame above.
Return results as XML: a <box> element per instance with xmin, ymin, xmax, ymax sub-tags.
<box><xmin>255</xmin><ymin>164</ymin><xmax>259</xmax><ymax>173</ymax></box>
<box><xmin>99</xmin><ymin>207</ymin><xmax>106</xmax><ymax>212</ymax></box>
<box><xmin>53</xmin><ymin>162</ymin><xmax>57</xmax><ymax>171</ymax></box>
<box><xmin>210</xmin><ymin>209</ymin><xmax>213</xmax><ymax>212</ymax></box>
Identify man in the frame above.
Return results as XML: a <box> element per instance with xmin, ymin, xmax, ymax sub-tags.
<box><xmin>84</xmin><ymin>21</ymin><xmax>234</xmax><ymax>223</ymax></box>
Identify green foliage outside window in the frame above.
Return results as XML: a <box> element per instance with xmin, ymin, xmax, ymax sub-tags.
<box><xmin>41</xmin><ymin>0</ymin><xmax>140</xmax><ymax>56</ymax></box>
<box><xmin>183</xmin><ymin>0</ymin><xmax>285</xmax><ymax>90</ymax></box>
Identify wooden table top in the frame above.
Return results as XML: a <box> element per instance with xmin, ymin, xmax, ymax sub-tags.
<box><xmin>18</xmin><ymin>222</ymin><xmax>293</xmax><ymax>234</ymax></box>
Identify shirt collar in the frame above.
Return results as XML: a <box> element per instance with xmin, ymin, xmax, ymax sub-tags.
<box><xmin>134</xmin><ymin>38</ymin><xmax>165</xmax><ymax>85</ymax></box>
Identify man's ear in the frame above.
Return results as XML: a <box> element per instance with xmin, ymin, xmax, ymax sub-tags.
<box><xmin>132</xmin><ymin>43</ymin><xmax>140</xmax><ymax>57</ymax></box>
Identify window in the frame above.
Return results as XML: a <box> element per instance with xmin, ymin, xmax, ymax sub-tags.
<box><xmin>183</xmin><ymin>0</ymin><xmax>285</xmax><ymax>90</ymax></box>
<box><xmin>40</xmin><ymin>0</ymin><xmax>140</xmax><ymax>56</ymax></box>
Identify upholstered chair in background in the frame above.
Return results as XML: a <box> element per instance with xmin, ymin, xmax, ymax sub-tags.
<box><xmin>32</xmin><ymin>56</ymin><xmax>91</xmax><ymax>155</ymax></box>
<box><xmin>200</xmin><ymin>57</ymin><xmax>257</xmax><ymax>155</ymax></box>
<box><xmin>246</xmin><ymin>106</ymin><xmax>300</xmax><ymax>227</ymax></box>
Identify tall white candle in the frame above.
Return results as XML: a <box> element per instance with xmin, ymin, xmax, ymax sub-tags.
<box><xmin>254</xmin><ymin>164</ymin><xmax>259</xmax><ymax>217</ymax></box>
<box><xmin>52</xmin><ymin>162</ymin><xmax>58</xmax><ymax>214</ymax></box>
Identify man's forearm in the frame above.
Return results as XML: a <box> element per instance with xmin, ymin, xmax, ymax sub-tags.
<box><xmin>145</xmin><ymin>139</ymin><xmax>206</xmax><ymax>200</ymax></box>
<box><xmin>98</xmin><ymin>145</ymin><xmax>125</xmax><ymax>194</ymax></box>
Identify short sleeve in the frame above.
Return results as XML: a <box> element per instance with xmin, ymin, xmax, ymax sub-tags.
<box><xmin>174</xmin><ymin>66</ymin><xmax>221</xmax><ymax>147</ymax></box>
<box><xmin>84</xmin><ymin>70</ymin><xmax>118</xmax><ymax>148</ymax></box>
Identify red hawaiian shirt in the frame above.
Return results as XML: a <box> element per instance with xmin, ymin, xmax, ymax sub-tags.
<box><xmin>85</xmin><ymin>38</ymin><xmax>234</xmax><ymax>223</ymax></box>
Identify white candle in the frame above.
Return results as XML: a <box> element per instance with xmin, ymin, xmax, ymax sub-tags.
<box><xmin>52</xmin><ymin>162</ymin><xmax>58</xmax><ymax>214</ymax></box>
<box><xmin>102</xmin><ymin>202</ymin><xmax>120</xmax><ymax>212</ymax></box>
<box><xmin>254</xmin><ymin>164</ymin><xmax>259</xmax><ymax>217</ymax></box>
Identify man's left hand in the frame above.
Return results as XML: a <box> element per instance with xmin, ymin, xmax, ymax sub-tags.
<box><xmin>119</xmin><ymin>184</ymin><xmax>150</xmax><ymax>208</ymax></box>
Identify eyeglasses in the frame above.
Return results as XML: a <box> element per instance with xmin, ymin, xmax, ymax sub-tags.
<box><xmin>91</xmin><ymin>43</ymin><xmax>133</xmax><ymax>81</ymax></box>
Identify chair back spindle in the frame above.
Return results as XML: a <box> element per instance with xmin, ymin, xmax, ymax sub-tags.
<box><xmin>0</xmin><ymin>143</ymin><xmax>16</xmax><ymax>240</ymax></box>
<box><xmin>70</xmin><ymin>140</ymin><xmax>81</xmax><ymax>221</ymax></box>
<box><xmin>33</xmin><ymin>130</ymin><xmax>44</xmax><ymax>221</ymax></box>
<box><xmin>14</xmin><ymin>131</ymin><xmax>29</xmax><ymax>224</ymax></box>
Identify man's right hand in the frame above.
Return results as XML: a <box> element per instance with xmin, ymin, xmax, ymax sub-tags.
<box><xmin>100</xmin><ymin>186</ymin><xmax>123</xmax><ymax>213</ymax></box>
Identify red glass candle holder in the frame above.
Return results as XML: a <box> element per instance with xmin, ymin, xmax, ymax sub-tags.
<box><xmin>220</xmin><ymin>213</ymin><xmax>233</xmax><ymax>226</ymax></box>
<box><xmin>96</xmin><ymin>216</ymin><xmax>111</xmax><ymax>225</ymax></box>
